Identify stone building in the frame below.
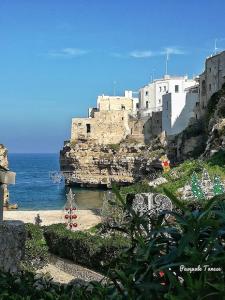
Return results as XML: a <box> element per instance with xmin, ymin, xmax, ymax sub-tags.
<box><xmin>97</xmin><ymin>90</ymin><xmax>138</xmax><ymax>113</ymax></box>
<box><xmin>71</xmin><ymin>110</ymin><xmax>131</xmax><ymax>144</ymax></box>
<box><xmin>196</xmin><ymin>50</ymin><xmax>225</xmax><ymax>119</ymax></box>
<box><xmin>143</xmin><ymin>111</ymin><xmax>162</xmax><ymax>142</ymax></box>
<box><xmin>71</xmin><ymin>90</ymin><xmax>143</xmax><ymax>145</ymax></box>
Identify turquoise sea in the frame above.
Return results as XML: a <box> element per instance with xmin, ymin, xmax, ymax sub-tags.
<box><xmin>8</xmin><ymin>153</ymin><xmax>105</xmax><ymax>210</ymax></box>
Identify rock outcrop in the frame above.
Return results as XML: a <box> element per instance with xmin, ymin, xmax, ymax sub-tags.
<box><xmin>0</xmin><ymin>144</ymin><xmax>8</xmax><ymax>169</ymax></box>
<box><xmin>168</xmin><ymin>84</ymin><xmax>225</xmax><ymax>161</ymax></box>
<box><xmin>0</xmin><ymin>221</ymin><xmax>26</xmax><ymax>273</ymax></box>
<box><xmin>60</xmin><ymin>139</ymin><xmax>165</xmax><ymax>188</ymax></box>
<box><xmin>203</xmin><ymin>92</ymin><xmax>225</xmax><ymax>157</ymax></box>
<box><xmin>0</xmin><ymin>144</ymin><xmax>9</xmax><ymax>205</ymax></box>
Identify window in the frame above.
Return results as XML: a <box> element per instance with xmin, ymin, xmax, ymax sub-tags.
<box><xmin>209</xmin><ymin>83</ymin><xmax>211</xmax><ymax>91</ymax></box>
<box><xmin>201</xmin><ymin>80</ymin><xmax>206</xmax><ymax>96</ymax></box>
<box><xmin>146</xmin><ymin>101</ymin><xmax>149</xmax><ymax>108</ymax></box>
<box><xmin>175</xmin><ymin>85</ymin><xmax>179</xmax><ymax>93</ymax></box>
<box><xmin>145</xmin><ymin>91</ymin><xmax>148</xmax><ymax>96</ymax></box>
<box><xmin>158</xmin><ymin>99</ymin><xmax>161</xmax><ymax>104</ymax></box>
<box><xmin>209</xmin><ymin>67</ymin><xmax>211</xmax><ymax>73</ymax></box>
<box><xmin>86</xmin><ymin>124</ymin><xmax>91</xmax><ymax>133</ymax></box>
<box><xmin>122</xmin><ymin>117</ymin><xmax>124</xmax><ymax>120</ymax></box>
<box><xmin>136</xmin><ymin>103</ymin><xmax>139</xmax><ymax>109</ymax></box>
<box><xmin>159</xmin><ymin>86</ymin><xmax>162</xmax><ymax>92</ymax></box>
<box><xmin>121</xmin><ymin>105</ymin><xmax>125</xmax><ymax>110</ymax></box>
<box><xmin>78</xmin><ymin>123</ymin><xmax>82</xmax><ymax>126</ymax></box>
<box><xmin>164</xmin><ymin>86</ymin><xmax>166</xmax><ymax>91</ymax></box>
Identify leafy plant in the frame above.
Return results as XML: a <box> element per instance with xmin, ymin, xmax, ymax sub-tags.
<box><xmin>21</xmin><ymin>223</ymin><xmax>49</xmax><ymax>272</ymax></box>
<box><xmin>106</xmin><ymin>189</ymin><xmax>225</xmax><ymax>299</ymax></box>
<box><xmin>44</xmin><ymin>223</ymin><xmax>129</xmax><ymax>274</ymax></box>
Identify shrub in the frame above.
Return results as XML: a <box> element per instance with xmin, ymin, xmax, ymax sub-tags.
<box><xmin>43</xmin><ymin>223</ymin><xmax>129</xmax><ymax>273</ymax></box>
<box><xmin>21</xmin><ymin>223</ymin><xmax>49</xmax><ymax>272</ymax></box>
<box><xmin>2</xmin><ymin>191</ymin><xmax>225</xmax><ymax>299</ymax></box>
<box><xmin>105</xmin><ymin>190</ymin><xmax>225</xmax><ymax>299</ymax></box>
<box><xmin>0</xmin><ymin>270</ymin><xmax>109</xmax><ymax>299</ymax></box>
<box><xmin>108</xmin><ymin>143</ymin><xmax>120</xmax><ymax>152</ymax></box>
<box><xmin>206</xmin><ymin>83</ymin><xmax>225</xmax><ymax>125</ymax></box>
<box><xmin>101</xmin><ymin>193</ymin><xmax>125</xmax><ymax>227</ymax></box>
<box><xmin>208</xmin><ymin>149</ymin><xmax>225</xmax><ymax>167</ymax></box>
<box><xmin>119</xmin><ymin>181</ymin><xmax>154</xmax><ymax>201</ymax></box>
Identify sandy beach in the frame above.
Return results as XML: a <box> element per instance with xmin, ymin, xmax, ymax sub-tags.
<box><xmin>4</xmin><ymin>210</ymin><xmax>101</xmax><ymax>230</ymax></box>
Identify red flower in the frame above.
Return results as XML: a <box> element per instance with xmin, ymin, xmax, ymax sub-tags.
<box><xmin>73</xmin><ymin>223</ymin><xmax>78</xmax><ymax>227</ymax></box>
<box><xmin>159</xmin><ymin>271</ymin><xmax>164</xmax><ymax>277</ymax></box>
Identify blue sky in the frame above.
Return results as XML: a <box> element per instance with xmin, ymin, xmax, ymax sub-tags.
<box><xmin>0</xmin><ymin>0</ymin><xmax>225</xmax><ymax>153</ymax></box>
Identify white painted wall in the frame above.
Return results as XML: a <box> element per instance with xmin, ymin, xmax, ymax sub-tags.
<box><xmin>139</xmin><ymin>75</ymin><xmax>197</xmax><ymax>118</ymax></box>
<box><xmin>162</xmin><ymin>86</ymin><xmax>198</xmax><ymax>135</ymax></box>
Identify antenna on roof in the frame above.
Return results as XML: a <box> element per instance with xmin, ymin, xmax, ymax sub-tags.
<box><xmin>113</xmin><ymin>81</ymin><xmax>116</xmax><ymax>96</ymax></box>
<box><xmin>214</xmin><ymin>39</ymin><xmax>218</xmax><ymax>54</ymax></box>
<box><xmin>165</xmin><ymin>49</ymin><xmax>169</xmax><ymax>75</ymax></box>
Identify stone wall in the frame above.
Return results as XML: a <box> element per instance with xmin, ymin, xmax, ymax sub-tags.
<box><xmin>128</xmin><ymin>116</ymin><xmax>145</xmax><ymax>143</ymax></box>
<box><xmin>98</xmin><ymin>96</ymin><xmax>133</xmax><ymax>112</ymax></box>
<box><xmin>198</xmin><ymin>50</ymin><xmax>225</xmax><ymax>118</ymax></box>
<box><xmin>71</xmin><ymin>110</ymin><xmax>130</xmax><ymax>144</ymax></box>
<box><xmin>0</xmin><ymin>221</ymin><xmax>26</xmax><ymax>273</ymax></box>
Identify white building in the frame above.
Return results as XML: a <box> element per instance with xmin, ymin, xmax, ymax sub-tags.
<box><xmin>139</xmin><ymin>75</ymin><xmax>197</xmax><ymax>117</ymax></box>
<box><xmin>162</xmin><ymin>84</ymin><xmax>199</xmax><ymax>135</ymax></box>
<box><xmin>139</xmin><ymin>75</ymin><xmax>199</xmax><ymax>135</ymax></box>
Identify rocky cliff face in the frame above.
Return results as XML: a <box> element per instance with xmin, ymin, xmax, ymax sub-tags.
<box><xmin>203</xmin><ymin>90</ymin><xmax>225</xmax><ymax>157</ymax></box>
<box><xmin>0</xmin><ymin>144</ymin><xmax>10</xmax><ymax>206</ymax></box>
<box><xmin>168</xmin><ymin>84</ymin><xmax>225</xmax><ymax>161</ymax></box>
<box><xmin>0</xmin><ymin>144</ymin><xmax>8</xmax><ymax>169</ymax></box>
<box><xmin>60</xmin><ymin>138</ymin><xmax>165</xmax><ymax>188</ymax></box>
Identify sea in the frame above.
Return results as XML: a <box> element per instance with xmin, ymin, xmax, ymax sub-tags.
<box><xmin>8</xmin><ymin>153</ymin><xmax>106</xmax><ymax>210</ymax></box>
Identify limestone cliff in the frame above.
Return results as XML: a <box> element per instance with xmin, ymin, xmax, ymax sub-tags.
<box><xmin>0</xmin><ymin>144</ymin><xmax>9</xmax><ymax>205</ymax></box>
<box><xmin>168</xmin><ymin>84</ymin><xmax>225</xmax><ymax>161</ymax></box>
<box><xmin>60</xmin><ymin>138</ymin><xmax>165</xmax><ymax>188</ymax></box>
<box><xmin>203</xmin><ymin>85</ymin><xmax>225</xmax><ymax>157</ymax></box>
<box><xmin>0</xmin><ymin>144</ymin><xmax>8</xmax><ymax>169</ymax></box>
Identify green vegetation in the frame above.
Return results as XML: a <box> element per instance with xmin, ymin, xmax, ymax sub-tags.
<box><xmin>21</xmin><ymin>223</ymin><xmax>49</xmax><ymax>272</ymax></box>
<box><xmin>107</xmin><ymin>143</ymin><xmax>120</xmax><ymax>151</ymax></box>
<box><xmin>206</xmin><ymin>82</ymin><xmax>225</xmax><ymax>124</ymax></box>
<box><xmin>0</xmin><ymin>271</ymin><xmax>99</xmax><ymax>299</ymax></box>
<box><xmin>70</xmin><ymin>139</ymin><xmax>78</xmax><ymax>147</ymax></box>
<box><xmin>1</xmin><ymin>190</ymin><xmax>225</xmax><ymax>299</ymax></box>
<box><xmin>44</xmin><ymin>223</ymin><xmax>130</xmax><ymax>274</ymax></box>
<box><xmin>119</xmin><ymin>181</ymin><xmax>154</xmax><ymax>200</ymax></box>
<box><xmin>155</xmin><ymin>153</ymin><xmax>225</xmax><ymax>196</ymax></box>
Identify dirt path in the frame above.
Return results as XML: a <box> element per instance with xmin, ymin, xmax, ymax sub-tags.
<box><xmin>38</xmin><ymin>255</ymin><xmax>105</xmax><ymax>284</ymax></box>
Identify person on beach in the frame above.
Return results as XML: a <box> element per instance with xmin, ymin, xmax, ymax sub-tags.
<box><xmin>34</xmin><ymin>213</ymin><xmax>42</xmax><ymax>226</ymax></box>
